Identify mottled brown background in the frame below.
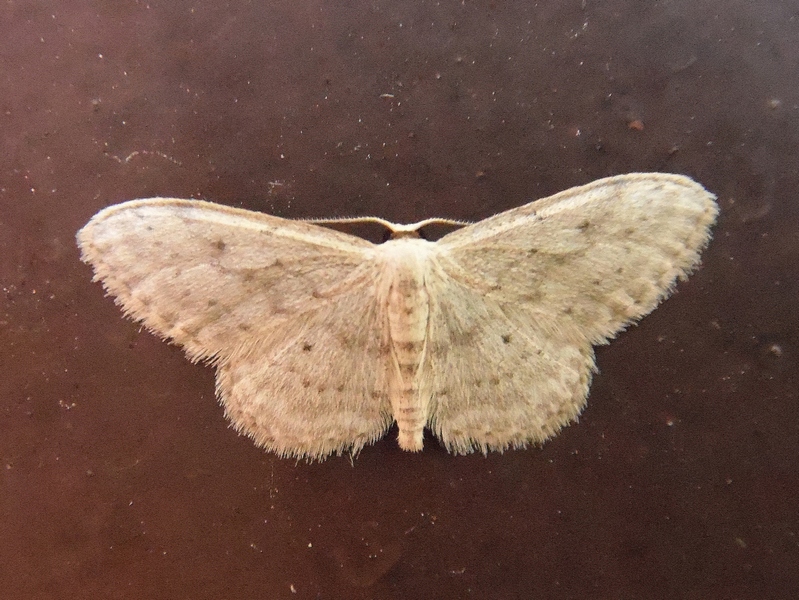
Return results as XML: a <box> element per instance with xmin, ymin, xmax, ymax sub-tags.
<box><xmin>2</xmin><ymin>1</ymin><xmax>797</xmax><ymax>598</ymax></box>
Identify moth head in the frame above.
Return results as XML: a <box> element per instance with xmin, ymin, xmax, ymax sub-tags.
<box><xmin>309</xmin><ymin>216</ymin><xmax>469</xmax><ymax>242</ymax></box>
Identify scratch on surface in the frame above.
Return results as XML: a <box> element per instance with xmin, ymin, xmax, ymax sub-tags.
<box><xmin>108</xmin><ymin>150</ymin><xmax>183</xmax><ymax>166</ymax></box>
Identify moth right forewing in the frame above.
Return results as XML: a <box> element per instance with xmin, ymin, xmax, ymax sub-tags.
<box><xmin>432</xmin><ymin>174</ymin><xmax>718</xmax><ymax>345</ymax></box>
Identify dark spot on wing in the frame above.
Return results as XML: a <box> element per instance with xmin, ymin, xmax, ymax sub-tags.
<box><xmin>452</xmin><ymin>326</ymin><xmax>477</xmax><ymax>345</ymax></box>
<box><xmin>214</xmin><ymin>239</ymin><xmax>226</xmax><ymax>251</ymax></box>
<box><xmin>518</xmin><ymin>291</ymin><xmax>543</xmax><ymax>304</ymax></box>
<box><xmin>338</xmin><ymin>334</ymin><xmax>357</xmax><ymax>349</ymax></box>
<box><xmin>399</xmin><ymin>340</ymin><xmax>422</xmax><ymax>351</ymax></box>
<box><xmin>397</xmin><ymin>278</ymin><xmax>420</xmax><ymax>293</ymax></box>
<box><xmin>302</xmin><ymin>342</ymin><xmax>313</xmax><ymax>352</ymax></box>
<box><xmin>501</xmin><ymin>334</ymin><xmax>512</xmax><ymax>344</ymax></box>
<box><xmin>400</xmin><ymin>363</ymin><xmax>416</xmax><ymax>376</ymax></box>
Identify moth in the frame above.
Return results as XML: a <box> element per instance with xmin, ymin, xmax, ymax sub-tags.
<box><xmin>77</xmin><ymin>173</ymin><xmax>718</xmax><ymax>459</ymax></box>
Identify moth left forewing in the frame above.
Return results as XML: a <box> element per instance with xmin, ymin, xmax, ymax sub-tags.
<box><xmin>78</xmin><ymin>198</ymin><xmax>378</xmax><ymax>361</ymax></box>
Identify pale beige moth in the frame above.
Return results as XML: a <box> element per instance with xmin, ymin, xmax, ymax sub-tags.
<box><xmin>77</xmin><ymin>173</ymin><xmax>718</xmax><ymax>459</ymax></box>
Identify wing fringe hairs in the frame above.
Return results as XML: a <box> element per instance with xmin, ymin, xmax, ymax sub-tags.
<box><xmin>77</xmin><ymin>173</ymin><xmax>718</xmax><ymax>459</ymax></box>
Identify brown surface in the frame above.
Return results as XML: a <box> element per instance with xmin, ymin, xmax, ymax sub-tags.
<box><xmin>2</xmin><ymin>1</ymin><xmax>797</xmax><ymax>598</ymax></box>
